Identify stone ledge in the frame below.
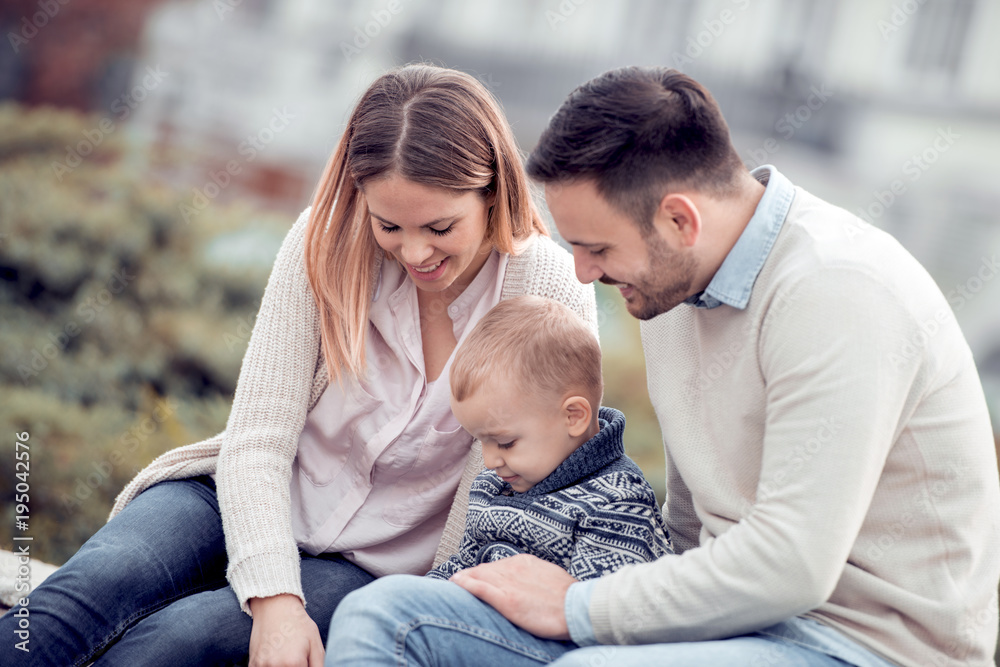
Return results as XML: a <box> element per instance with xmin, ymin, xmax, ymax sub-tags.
<box><xmin>0</xmin><ymin>549</ymin><xmax>59</xmax><ymax>611</ymax></box>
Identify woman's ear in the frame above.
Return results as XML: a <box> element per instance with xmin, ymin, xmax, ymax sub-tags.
<box><xmin>562</xmin><ymin>395</ymin><xmax>593</xmax><ymax>438</ymax></box>
<box><xmin>483</xmin><ymin>189</ymin><xmax>497</xmax><ymax>209</ymax></box>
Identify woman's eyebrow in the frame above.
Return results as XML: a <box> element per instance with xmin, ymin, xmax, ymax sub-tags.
<box><xmin>369</xmin><ymin>212</ymin><xmax>456</xmax><ymax>228</ymax></box>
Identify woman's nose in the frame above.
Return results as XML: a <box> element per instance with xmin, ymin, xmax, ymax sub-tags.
<box><xmin>400</xmin><ymin>237</ymin><xmax>434</xmax><ymax>266</ymax></box>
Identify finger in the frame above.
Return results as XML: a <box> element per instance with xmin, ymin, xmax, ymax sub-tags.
<box><xmin>308</xmin><ymin>637</ymin><xmax>325</xmax><ymax>667</ymax></box>
<box><xmin>452</xmin><ymin>571</ymin><xmax>506</xmax><ymax>608</ymax></box>
<box><xmin>455</xmin><ymin>558</ymin><xmax>516</xmax><ymax>585</ymax></box>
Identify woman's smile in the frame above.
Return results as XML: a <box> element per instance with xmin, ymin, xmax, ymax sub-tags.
<box><xmin>407</xmin><ymin>257</ymin><xmax>449</xmax><ymax>281</ymax></box>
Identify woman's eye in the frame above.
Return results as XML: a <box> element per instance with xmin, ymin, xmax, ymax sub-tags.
<box><xmin>376</xmin><ymin>223</ymin><xmax>453</xmax><ymax>236</ymax></box>
<box><xmin>497</xmin><ymin>440</ymin><xmax>515</xmax><ymax>450</ymax></box>
<box><xmin>430</xmin><ymin>224</ymin><xmax>455</xmax><ymax>237</ymax></box>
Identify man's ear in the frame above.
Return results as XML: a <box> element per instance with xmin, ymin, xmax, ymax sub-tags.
<box><xmin>562</xmin><ymin>395</ymin><xmax>593</xmax><ymax>438</ymax></box>
<box><xmin>653</xmin><ymin>193</ymin><xmax>702</xmax><ymax>248</ymax></box>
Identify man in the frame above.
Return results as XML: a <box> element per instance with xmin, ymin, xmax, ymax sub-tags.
<box><xmin>326</xmin><ymin>66</ymin><xmax>1000</xmax><ymax>667</ymax></box>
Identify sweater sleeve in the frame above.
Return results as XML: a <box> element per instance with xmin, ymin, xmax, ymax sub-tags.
<box><xmin>568</xmin><ymin>475</ymin><xmax>673</xmax><ymax>581</ymax></box>
<box><xmin>426</xmin><ymin>473</ymin><xmax>496</xmax><ymax>579</ymax></box>
<box><xmin>589</xmin><ymin>267</ymin><xmax>924</xmax><ymax>644</ymax></box>
<box><xmin>215</xmin><ymin>208</ymin><xmax>320</xmax><ymax>615</ymax></box>
<box><xmin>425</xmin><ymin>534</ymin><xmax>476</xmax><ymax>580</ymax></box>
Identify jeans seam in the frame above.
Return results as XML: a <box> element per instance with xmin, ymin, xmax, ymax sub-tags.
<box><xmin>68</xmin><ymin>477</ymin><xmax>227</xmax><ymax>666</ymax></box>
<box><xmin>755</xmin><ymin>628</ymin><xmax>853</xmax><ymax>664</ymax></box>
<box><xmin>71</xmin><ymin>578</ymin><xmax>228</xmax><ymax>667</ymax></box>
<box><xmin>394</xmin><ymin>615</ymin><xmax>557</xmax><ymax>665</ymax></box>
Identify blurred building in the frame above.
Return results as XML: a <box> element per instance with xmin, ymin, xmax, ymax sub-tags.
<box><xmin>107</xmin><ymin>0</ymin><xmax>1000</xmax><ymax>420</ymax></box>
<box><xmin>0</xmin><ymin>0</ymin><xmax>169</xmax><ymax>109</ymax></box>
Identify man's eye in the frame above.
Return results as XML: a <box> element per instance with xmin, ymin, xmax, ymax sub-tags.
<box><xmin>591</xmin><ymin>247</ymin><xmax>608</xmax><ymax>257</ymax></box>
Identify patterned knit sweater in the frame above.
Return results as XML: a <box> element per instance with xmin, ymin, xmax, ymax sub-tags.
<box><xmin>427</xmin><ymin>407</ymin><xmax>671</xmax><ymax>581</ymax></box>
<box><xmin>107</xmin><ymin>207</ymin><xmax>597</xmax><ymax>615</ymax></box>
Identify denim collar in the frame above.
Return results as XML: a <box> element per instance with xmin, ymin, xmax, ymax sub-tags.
<box><xmin>684</xmin><ymin>165</ymin><xmax>795</xmax><ymax>310</ymax></box>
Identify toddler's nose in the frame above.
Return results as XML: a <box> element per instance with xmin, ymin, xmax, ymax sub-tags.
<box><xmin>482</xmin><ymin>448</ymin><xmax>504</xmax><ymax>470</ymax></box>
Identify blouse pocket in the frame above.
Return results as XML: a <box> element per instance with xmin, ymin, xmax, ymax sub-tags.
<box><xmin>381</xmin><ymin>422</ymin><xmax>471</xmax><ymax>528</ymax></box>
<box><xmin>296</xmin><ymin>383</ymin><xmax>384</xmax><ymax>487</ymax></box>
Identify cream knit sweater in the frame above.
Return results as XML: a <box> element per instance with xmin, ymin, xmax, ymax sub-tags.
<box><xmin>109</xmin><ymin>207</ymin><xmax>596</xmax><ymax>614</ymax></box>
<box><xmin>588</xmin><ymin>187</ymin><xmax>1000</xmax><ymax>666</ymax></box>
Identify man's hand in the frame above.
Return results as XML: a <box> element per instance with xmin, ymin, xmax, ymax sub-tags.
<box><xmin>450</xmin><ymin>554</ymin><xmax>576</xmax><ymax>640</ymax></box>
<box><xmin>248</xmin><ymin>594</ymin><xmax>325</xmax><ymax>667</ymax></box>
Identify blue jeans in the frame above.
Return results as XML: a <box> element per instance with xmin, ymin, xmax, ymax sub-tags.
<box><xmin>325</xmin><ymin>575</ymin><xmax>899</xmax><ymax>667</ymax></box>
<box><xmin>0</xmin><ymin>476</ymin><xmax>374</xmax><ymax>666</ymax></box>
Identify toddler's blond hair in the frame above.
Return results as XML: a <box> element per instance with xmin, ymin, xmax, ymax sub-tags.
<box><xmin>450</xmin><ymin>295</ymin><xmax>602</xmax><ymax>411</ymax></box>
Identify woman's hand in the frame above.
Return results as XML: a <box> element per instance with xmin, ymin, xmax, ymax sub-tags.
<box><xmin>248</xmin><ymin>594</ymin><xmax>325</xmax><ymax>667</ymax></box>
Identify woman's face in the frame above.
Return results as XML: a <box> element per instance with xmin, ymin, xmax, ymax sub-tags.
<box><xmin>365</xmin><ymin>173</ymin><xmax>494</xmax><ymax>295</ymax></box>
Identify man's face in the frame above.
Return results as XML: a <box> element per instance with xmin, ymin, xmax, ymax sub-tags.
<box><xmin>545</xmin><ymin>180</ymin><xmax>698</xmax><ymax>320</ymax></box>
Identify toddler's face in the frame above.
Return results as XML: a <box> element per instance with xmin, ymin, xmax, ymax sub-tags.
<box><xmin>451</xmin><ymin>382</ymin><xmax>582</xmax><ymax>493</ymax></box>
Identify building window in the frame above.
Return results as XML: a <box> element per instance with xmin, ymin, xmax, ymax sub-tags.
<box><xmin>904</xmin><ymin>0</ymin><xmax>975</xmax><ymax>78</ymax></box>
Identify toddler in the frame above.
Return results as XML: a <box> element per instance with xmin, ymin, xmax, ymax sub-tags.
<box><xmin>427</xmin><ymin>295</ymin><xmax>671</xmax><ymax>581</ymax></box>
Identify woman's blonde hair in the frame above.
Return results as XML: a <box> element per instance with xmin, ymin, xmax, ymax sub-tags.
<box><xmin>305</xmin><ymin>64</ymin><xmax>548</xmax><ymax>384</ymax></box>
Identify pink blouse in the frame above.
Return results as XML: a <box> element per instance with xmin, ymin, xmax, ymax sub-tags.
<box><xmin>289</xmin><ymin>250</ymin><xmax>507</xmax><ymax>577</ymax></box>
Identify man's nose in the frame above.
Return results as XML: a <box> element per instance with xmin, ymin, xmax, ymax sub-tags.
<box><xmin>573</xmin><ymin>247</ymin><xmax>603</xmax><ymax>284</ymax></box>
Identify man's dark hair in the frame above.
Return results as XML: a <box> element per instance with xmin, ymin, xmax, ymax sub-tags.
<box><xmin>526</xmin><ymin>66</ymin><xmax>745</xmax><ymax>230</ymax></box>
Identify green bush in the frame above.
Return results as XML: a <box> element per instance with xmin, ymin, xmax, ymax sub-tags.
<box><xmin>0</xmin><ymin>103</ymin><xmax>288</xmax><ymax>564</ymax></box>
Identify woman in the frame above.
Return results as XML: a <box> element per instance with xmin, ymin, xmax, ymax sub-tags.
<box><xmin>0</xmin><ymin>65</ymin><xmax>595</xmax><ymax>666</ymax></box>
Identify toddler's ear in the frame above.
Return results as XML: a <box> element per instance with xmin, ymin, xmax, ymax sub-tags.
<box><xmin>562</xmin><ymin>395</ymin><xmax>593</xmax><ymax>438</ymax></box>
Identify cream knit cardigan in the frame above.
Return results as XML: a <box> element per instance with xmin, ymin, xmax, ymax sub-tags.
<box><xmin>108</xmin><ymin>207</ymin><xmax>597</xmax><ymax>614</ymax></box>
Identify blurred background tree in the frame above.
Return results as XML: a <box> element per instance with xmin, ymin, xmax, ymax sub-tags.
<box><xmin>0</xmin><ymin>103</ymin><xmax>289</xmax><ymax>563</ymax></box>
